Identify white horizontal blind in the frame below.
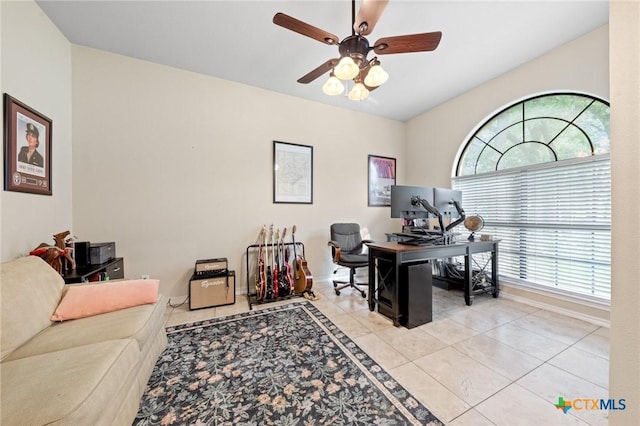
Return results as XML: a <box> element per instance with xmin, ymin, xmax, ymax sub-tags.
<box><xmin>453</xmin><ymin>155</ymin><xmax>611</xmax><ymax>300</ymax></box>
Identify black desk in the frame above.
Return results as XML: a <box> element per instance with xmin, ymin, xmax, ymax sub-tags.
<box><xmin>367</xmin><ymin>240</ymin><xmax>499</xmax><ymax>328</ymax></box>
<box><xmin>62</xmin><ymin>257</ymin><xmax>124</xmax><ymax>284</ymax></box>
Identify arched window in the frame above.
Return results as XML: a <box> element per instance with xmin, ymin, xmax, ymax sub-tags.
<box><xmin>453</xmin><ymin>93</ymin><xmax>611</xmax><ymax>301</ymax></box>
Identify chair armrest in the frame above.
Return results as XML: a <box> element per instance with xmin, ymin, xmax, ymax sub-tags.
<box><xmin>362</xmin><ymin>239</ymin><xmax>374</xmax><ymax>244</ymax></box>
<box><xmin>327</xmin><ymin>241</ymin><xmax>342</xmax><ymax>262</ymax></box>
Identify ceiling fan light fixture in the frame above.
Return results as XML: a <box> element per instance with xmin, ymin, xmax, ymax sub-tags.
<box><xmin>322</xmin><ymin>74</ymin><xmax>345</xmax><ymax>96</ymax></box>
<box><xmin>334</xmin><ymin>56</ymin><xmax>360</xmax><ymax>80</ymax></box>
<box><xmin>348</xmin><ymin>82</ymin><xmax>370</xmax><ymax>101</ymax></box>
<box><xmin>364</xmin><ymin>63</ymin><xmax>389</xmax><ymax>87</ymax></box>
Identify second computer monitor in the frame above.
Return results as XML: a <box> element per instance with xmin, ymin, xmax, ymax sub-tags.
<box><xmin>434</xmin><ymin>188</ymin><xmax>463</xmax><ymax>219</ymax></box>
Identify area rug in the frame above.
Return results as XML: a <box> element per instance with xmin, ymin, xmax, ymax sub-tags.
<box><xmin>134</xmin><ymin>301</ymin><xmax>443</xmax><ymax>425</ymax></box>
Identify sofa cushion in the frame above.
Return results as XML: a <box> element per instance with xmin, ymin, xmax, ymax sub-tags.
<box><xmin>0</xmin><ymin>339</ymin><xmax>140</xmax><ymax>426</ymax></box>
<box><xmin>51</xmin><ymin>279</ymin><xmax>159</xmax><ymax>321</ymax></box>
<box><xmin>0</xmin><ymin>256</ymin><xmax>65</xmax><ymax>361</ymax></box>
<box><xmin>5</xmin><ymin>295</ymin><xmax>167</xmax><ymax>361</ymax></box>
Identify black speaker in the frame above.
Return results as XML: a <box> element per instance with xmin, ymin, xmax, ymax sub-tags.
<box><xmin>74</xmin><ymin>241</ymin><xmax>90</xmax><ymax>268</ymax></box>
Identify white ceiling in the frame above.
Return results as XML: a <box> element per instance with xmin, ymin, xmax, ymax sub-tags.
<box><xmin>36</xmin><ymin>0</ymin><xmax>609</xmax><ymax>122</ymax></box>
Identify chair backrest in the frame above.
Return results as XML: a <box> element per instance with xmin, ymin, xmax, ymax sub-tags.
<box><xmin>330</xmin><ymin>223</ymin><xmax>363</xmax><ymax>254</ymax></box>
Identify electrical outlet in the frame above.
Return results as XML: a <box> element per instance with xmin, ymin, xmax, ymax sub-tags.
<box><xmin>141</xmin><ymin>274</ymin><xmax>150</xmax><ymax>280</ymax></box>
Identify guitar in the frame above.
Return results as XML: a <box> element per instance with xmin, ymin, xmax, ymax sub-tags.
<box><xmin>273</xmin><ymin>228</ymin><xmax>280</xmax><ymax>298</ymax></box>
<box><xmin>265</xmin><ymin>225</ymin><xmax>275</xmax><ymax>300</ymax></box>
<box><xmin>278</xmin><ymin>227</ymin><xmax>291</xmax><ymax>297</ymax></box>
<box><xmin>256</xmin><ymin>226</ymin><xmax>267</xmax><ymax>300</ymax></box>
<box><xmin>291</xmin><ymin>225</ymin><xmax>313</xmax><ymax>293</ymax></box>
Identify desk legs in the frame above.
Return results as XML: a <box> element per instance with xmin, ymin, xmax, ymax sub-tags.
<box><xmin>465</xmin><ymin>242</ymin><xmax>500</xmax><ymax>306</ymax></box>
<box><xmin>464</xmin><ymin>250</ymin><xmax>473</xmax><ymax>306</ymax></box>
<box><xmin>368</xmin><ymin>249</ymin><xmax>402</xmax><ymax>327</ymax></box>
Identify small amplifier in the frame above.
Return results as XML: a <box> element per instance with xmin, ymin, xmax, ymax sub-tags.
<box><xmin>189</xmin><ymin>270</ymin><xmax>235</xmax><ymax>310</ymax></box>
<box><xmin>194</xmin><ymin>258</ymin><xmax>227</xmax><ymax>278</ymax></box>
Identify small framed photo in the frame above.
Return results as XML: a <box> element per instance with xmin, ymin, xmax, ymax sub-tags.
<box><xmin>273</xmin><ymin>141</ymin><xmax>313</xmax><ymax>204</ymax></box>
<box><xmin>3</xmin><ymin>94</ymin><xmax>52</xmax><ymax>195</ymax></box>
<box><xmin>368</xmin><ymin>154</ymin><xmax>396</xmax><ymax>207</ymax></box>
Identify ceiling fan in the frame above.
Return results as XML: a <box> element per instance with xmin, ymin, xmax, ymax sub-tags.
<box><xmin>273</xmin><ymin>0</ymin><xmax>442</xmax><ymax>101</ymax></box>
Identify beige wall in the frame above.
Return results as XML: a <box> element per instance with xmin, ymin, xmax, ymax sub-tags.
<box><xmin>71</xmin><ymin>46</ymin><xmax>405</xmax><ymax>298</ymax></box>
<box><xmin>0</xmin><ymin>1</ymin><xmax>73</xmax><ymax>261</ymax></box>
<box><xmin>609</xmin><ymin>0</ymin><xmax>640</xmax><ymax>423</ymax></box>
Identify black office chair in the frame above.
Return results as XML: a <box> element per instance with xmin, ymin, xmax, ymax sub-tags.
<box><xmin>328</xmin><ymin>223</ymin><xmax>373</xmax><ymax>298</ymax></box>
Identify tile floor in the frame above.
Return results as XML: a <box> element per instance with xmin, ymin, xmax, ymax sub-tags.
<box><xmin>165</xmin><ymin>279</ymin><xmax>610</xmax><ymax>426</ymax></box>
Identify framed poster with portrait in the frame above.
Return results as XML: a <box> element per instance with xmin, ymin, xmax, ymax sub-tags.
<box><xmin>3</xmin><ymin>94</ymin><xmax>52</xmax><ymax>195</ymax></box>
<box><xmin>368</xmin><ymin>154</ymin><xmax>396</xmax><ymax>207</ymax></box>
<box><xmin>273</xmin><ymin>141</ymin><xmax>313</xmax><ymax>204</ymax></box>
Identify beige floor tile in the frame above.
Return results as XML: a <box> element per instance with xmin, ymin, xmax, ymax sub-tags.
<box><xmin>483</xmin><ymin>323</ymin><xmax>569</xmax><ymax>361</ymax></box>
<box><xmin>491</xmin><ymin>297</ymin><xmax>540</xmax><ymax>315</ymax></box>
<box><xmin>574</xmin><ymin>328</ymin><xmax>610</xmax><ymax>360</ymax></box>
<box><xmin>165</xmin><ymin>306</ymin><xmax>217</xmax><ymax>326</ymax></box>
<box><xmin>353</xmin><ymin>333</ymin><xmax>410</xmax><ymax>370</ymax></box>
<box><xmin>414</xmin><ymin>347</ymin><xmax>511</xmax><ymax>406</ymax></box>
<box><xmin>325</xmin><ymin>313</ymin><xmax>372</xmax><ymax>340</ymax></box>
<box><xmin>510</xmin><ymin>312</ymin><xmax>597</xmax><ymax>345</ymax></box>
<box><xmin>419</xmin><ymin>318</ymin><xmax>479</xmax><ymax>345</ymax></box>
<box><xmin>375</xmin><ymin>326</ymin><xmax>448</xmax><ymax>361</ymax></box>
<box><xmin>453</xmin><ymin>334</ymin><xmax>543</xmax><ymax>381</ymax></box>
<box><xmin>351</xmin><ymin>307</ymin><xmax>396</xmax><ymax>333</ymax></box>
<box><xmin>517</xmin><ymin>363</ymin><xmax>609</xmax><ymax>426</ymax></box>
<box><xmin>305</xmin><ymin>297</ymin><xmax>347</xmax><ymax>319</ymax></box>
<box><xmin>445</xmin><ymin>306</ymin><xmax>503</xmax><ymax>332</ymax></box>
<box><xmin>476</xmin><ymin>383</ymin><xmax>588</xmax><ymax>425</ymax></box>
<box><xmin>448</xmin><ymin>408</ymin><xmax>496</xmax><ymax>426</ymax></box>
<box><xmin>389</xmin><ymin>362</ymin><xmax>471</xmax><ymax>423</ymax></box>
<box><xmin>548</xmin><ymin>346</ymin><xmax>609</xmax><ymax>389</ymax></box>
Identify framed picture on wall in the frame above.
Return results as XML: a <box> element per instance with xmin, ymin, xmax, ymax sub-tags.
<box><xmin>368</xmin><ymin>154</ymin><xmax>396</xmax><ymax>207</ymax></box>
<box><xmin>273</xmin><ymin>141</ymin><xmax>313</xmax><ymax>204</ymax></box>
<box><xmin>3</xmin><ymin>94</ymin><xmax>53</xmax><ymax>195</ymax></box>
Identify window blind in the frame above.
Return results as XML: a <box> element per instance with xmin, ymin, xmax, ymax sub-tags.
<box><xmin>452</xmin><ymin>155</ymin><xmax>611</xmax><ymax>301</ymax></box>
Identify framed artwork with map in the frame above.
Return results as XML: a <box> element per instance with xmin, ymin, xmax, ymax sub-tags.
<box><xmin>273</xmin><ymin>141</ymin><xmax>313</xmax><ymax>204</ymax></box>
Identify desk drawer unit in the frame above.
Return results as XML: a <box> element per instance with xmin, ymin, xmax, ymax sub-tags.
<box><xmin>105</xmin><ymin>258</ymin><xmax>124</xmax><ymax>280</ymax></box>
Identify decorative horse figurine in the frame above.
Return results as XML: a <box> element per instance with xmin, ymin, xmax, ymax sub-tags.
<box><xmin>30</xmin><ymin>231</ymin><xmax>76</xmax><ymax>275</ymax></box>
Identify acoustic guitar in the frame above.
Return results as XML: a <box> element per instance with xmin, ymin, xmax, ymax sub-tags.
<box><xmin>291</xmin><ymin>225</ymin><xmax>313</xmax><ymax>293</ymax></box>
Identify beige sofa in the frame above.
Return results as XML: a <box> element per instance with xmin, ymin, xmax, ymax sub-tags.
<box><xmin>0</xmin><ymin>256</ymin><xmax>168</xmax><ymax>425</ymax></box>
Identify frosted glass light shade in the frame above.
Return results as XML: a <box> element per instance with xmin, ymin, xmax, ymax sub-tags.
<box><xmin>348</xmin><ymin>82</ymin><xmax>370</xmax><ymax>101</ymax></box>
<box><xmin>322</xmin><ymin>75</ymin><xmax>344</xmax><ymax>95</ymax></box>
<box><xmin>364</xmin><ymin>64</ymin><xmax>389</xmax><ymax>87</ymax></box>
<box><xmin>334</xmin><ymin>56</ymin><xmax>360</xmax><ymax>80</ymax></box>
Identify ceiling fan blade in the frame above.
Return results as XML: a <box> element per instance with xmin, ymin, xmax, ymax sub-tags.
<box><xmin>373</xmin><ymin>31</ymin><xmax>442</xmax><ymax>55</ymax></box>
<box><xmin>297</xmin><ymin>58</ymin><xmax>340</xmax><ymax>84</ymax></box>
<box><xmin>273</xmin><ymin>13</ymin><xmax>339</xmax><ymax>45</ymax></box>
<box><xmin>353</xmin><ymin>0</ymin><xmax>389</xmax><ymax>35</ymax></box>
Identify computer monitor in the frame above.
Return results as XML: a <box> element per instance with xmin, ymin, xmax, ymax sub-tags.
<box><xmin>434</xmin><ymin>188</ymin><xmax>462</xmax><ymax>218</ymax></box>
<box><xmin>434</xmin><ymin>188</ymin><xmax>464</xmax><ymax>231</ymax></box>
<box><xmin>390</xmin><ymin>185</ymin><xmax>435</xmax><ymax>219</ymax></box>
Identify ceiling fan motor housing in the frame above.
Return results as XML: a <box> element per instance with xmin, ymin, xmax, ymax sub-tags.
<box><xmin>339</xmin><ymin>35</ymin><xmax>370</xmax><ymax>68</ymax></box>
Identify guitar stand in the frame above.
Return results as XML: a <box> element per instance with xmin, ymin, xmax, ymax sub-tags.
<box><xmin>245</xmin><ymin>241</ymin><xmax>306</xmax><ymax>310</ymax></box>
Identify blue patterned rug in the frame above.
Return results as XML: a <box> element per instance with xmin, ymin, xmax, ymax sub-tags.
<box><xmin>134</xmin><ymin>301</ymin><xmax>443</xmax><ymax>425</ymax></box>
